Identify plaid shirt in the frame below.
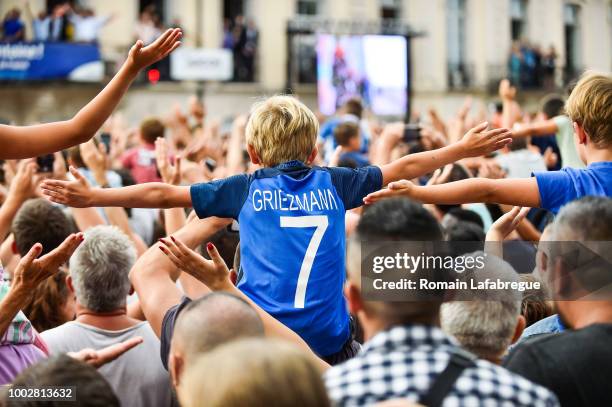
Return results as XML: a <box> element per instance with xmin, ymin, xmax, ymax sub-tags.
<box><xmin>0</xmin><ymin>265</ymin><xmax>35</xmax><ymax>345</ymax></box>
<box><xmin>324</xmin><ymin>325</ymin><xmax>559</xmax><ymax>407</ymax></box>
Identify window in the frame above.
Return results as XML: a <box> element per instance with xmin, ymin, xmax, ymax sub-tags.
<box><xmin>564</xmin><ymin>3</ymin><xmax>581</xmax><ymax>77</ymax></box>
<box><xmin>380</xmin><ymin>0</ymin><xmax>401</xmax><ymax>20</ymax></box>
<box><xmin>297</xmin><ymin>0</ymin><xmax>320</xmax><ymax>16</ymax></box>
<box><xmin>224</xmin><ymin>0</ymin><xmax>245</xmax><ymax>20</ymax></box>
<box><xmin>447</xmin><ymin>0</ymin><xmax>469</xmax><ymax>88</ymax></box>
<box><xmin>510</xmin><ymin>0</ymin><xmax>528</xmax><ymax>41</ymax></box>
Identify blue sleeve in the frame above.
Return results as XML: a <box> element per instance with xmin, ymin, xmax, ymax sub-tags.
<box><xmin>190</xmin><ymin>174</ymin><xmax>250</xmax><ymax>219</ymax></box>
<box><xmin>533</xmin><ymin>170</ymin><xmax>575</xmax><ymax>214</ymax></box>
<box><xmin>326</xmin><ymin>166</ymin><xmax>383</xmax><ymax>210</ymax></box>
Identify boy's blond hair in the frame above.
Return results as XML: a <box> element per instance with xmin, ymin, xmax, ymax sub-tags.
<box><xmin>565</xmin><ymin>71</ymin><xmax>612</xmax><ymax>148</ymax></box>
<box><xmin>246</xmin><ymin>95</ymin><xmax>319</xmax><ymax>167</ymax></box>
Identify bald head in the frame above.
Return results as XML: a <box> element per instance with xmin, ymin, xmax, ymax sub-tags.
<box><xmin>172</xmin><ymin>293</ymin><xmax>264</xmax><ymax>361</ymax></box>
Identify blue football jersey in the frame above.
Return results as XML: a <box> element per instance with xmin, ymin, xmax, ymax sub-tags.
<box><xmin>190</xmin><ymin>160</ymin><xmax>382</xmax><ymax>356</ymax></box>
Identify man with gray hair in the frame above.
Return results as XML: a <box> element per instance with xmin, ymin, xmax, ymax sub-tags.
<box><xmin>504</xmin><ymin>196</ymin><xmax>612</xmax><ymax>406</ymax></box>
<box><xmin>440</xmin><ymin>252</ymin><xmax>526</xmax><ymax>364</ymax></box>
<box><xmin>41</xmin><ymin>226</ymin><xmax>173</xmax><ymax>407</ymax></box>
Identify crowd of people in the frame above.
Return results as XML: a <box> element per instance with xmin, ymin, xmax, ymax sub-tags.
<box><xmin>0</xmin><ymin>22</ymin><xmax>611</xmax><ymax>407</ymax></box>
<box><xmin>222</xmin><ymin>15</ymin><xmax>258</xmax><ymax>82</ymax></box>
<box><xmin>508</xmin><ymin>41</ymin><xmax>558</xmax><ymax>90</ymax></box>
<box><xmin>1</xmin><ymin>2</ymin><xmax>112</xmax><ymax>43</ymax></box>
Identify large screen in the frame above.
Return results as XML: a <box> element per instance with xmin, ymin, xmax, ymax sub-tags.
<box><xmin>316</xmin><ymin>34</ymin><xmax>408</xmax><ymax>116</ymax></box>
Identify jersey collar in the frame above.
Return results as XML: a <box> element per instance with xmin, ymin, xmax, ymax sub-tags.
<box><xmin>275</xmin><ymin>160</ymin><xmax>309</xmax><ymax>171</ymax></box>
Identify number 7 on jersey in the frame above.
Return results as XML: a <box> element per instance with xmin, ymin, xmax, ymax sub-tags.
<box><xmin>280</xmin><ymin>215</ymin><xmax>329</xmax><ymax>308</ymax></box>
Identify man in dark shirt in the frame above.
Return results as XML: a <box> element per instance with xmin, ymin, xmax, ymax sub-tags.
<box><xmin>504</xmin><ymin>197</ymin><xmax>612</xmax><ymax>406</ymax></box>
<box><xmin>128</xmin><ymin>216</ymin><xmax>263</xmax><ymax>388</ymax></box>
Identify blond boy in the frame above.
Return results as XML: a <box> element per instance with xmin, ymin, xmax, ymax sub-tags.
<box><xmin>41</xmin><ymin>95</ymin><xmax>510</xmax><ymax>362</ymax></box>
<box><xmin>366</xmin><ymin>72</ymin><xmax>612</xmax><ymax>215</ymax></box>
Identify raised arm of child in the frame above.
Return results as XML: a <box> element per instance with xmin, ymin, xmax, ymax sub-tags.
<box><xmin>0</xmin><ymin>28</ymin><xmax>182</xmax><ymax>159</ymax></box>
<box><xmin>512</xmin><ymin>120</ymin><xmax>559</xmax><ymax>139</ymax></box>
<box><xmin>380</xmin><ymin>122</ymin><xmax>513</xmax><ymax>185</ymax></box>
<box><xmin>41</xmin><ymin>166</ymin><xmax>192</xmax><ymax>209</ymax></box>
<box><xmin>364</xmin><ymin>177</ymin><xmax>541</xmax><ymax>209</ymax></box>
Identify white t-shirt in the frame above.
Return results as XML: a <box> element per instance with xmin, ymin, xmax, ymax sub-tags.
<box><xmin>42</xmin><ymin>321</ymin><xmax>174</xmax><ymax>407</ymax></box>
<box><xmin>70</xmin><ymin>15</ymin><xmax>110</xmax><ymax>42</ymax></box>
<box><xmin>553</xmin><ymin>115</ymin><xmax>586</xmax><ymax>169</ymax></box>
<box><xmin>496</xmin><ymin>149</ymin><xmax>547</xmax><ymax>179</ymax></box>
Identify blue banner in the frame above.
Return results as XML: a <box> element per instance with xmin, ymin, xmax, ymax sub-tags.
<box><xmin>0</xmin><ymin>42</ymin><xmax>103</xmax><ymax>81</ymax></box>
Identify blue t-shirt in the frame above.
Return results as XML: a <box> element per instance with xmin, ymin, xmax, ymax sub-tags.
<box><xmin>3</xmin><ymin>19</ymin><xmax>23</xmax><ymax>37</ymax></box>
<box><xmin>534</xmin><ymin>162</ymin><xmax>612</xmax><ymax>214</ymax></box>
<box><xmin>339</xmin><ymin>151</ymin><xmax>370</xmax><ymax>168</ymax></box>
<box><xmin>190</xmin><ymin>161</ymin><xmax>382</xmax><ymax>356</ymax></box>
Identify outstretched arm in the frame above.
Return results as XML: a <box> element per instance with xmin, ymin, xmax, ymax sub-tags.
<box><xmin>513</xmin><ymin>120</ymin><xmax>558</xmax><ymax>139</ymax></box>
<box><xmin>41</xmin><ymin>166</ymin><xmax>191</xmax><ymax>208</ymax></box>
<box><xmin>364</xmin><ymin>177</ymin><xmax>541</xmax><ymax>208</ymax></box>
<box><xmin>159</xmin><ymin>237</ymin><xmax>331</xmax><ymax>372</ymax></box>
<box><xmin>0</xmin><ymin>28</ymin><xmax>182</xmax><ymax>159</ymax></box>
<box><xmin>380</xmin><ymin>122</ymin><xmax>512</xmax><ymax>185</ymax></box>
<box><xmin>128</xmin><ymin>217</ymin><xmax>229</xmax><ymax>337</ymax></box>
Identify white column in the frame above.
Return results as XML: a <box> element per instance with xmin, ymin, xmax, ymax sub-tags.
<box><xmin>580</xmin><ymin>0</ymin><xmax>611</xmax><ymax>72</ymax></box>
<box><xmin>202</xmin><ymin>0</ymin><xmax>223</xmax><ymax>48</ymax></box>
<box><xmin>250</xmin><ymin>0</ymin><xmax>295</xmax><ymax>90</ymax></box>
<box><xmin>465</xmin><ymin>0</ymin><xmax>511</xmax><ymax>88</ymax></box>
<box><xmin>92</xmin><ymin>0</ymin><xmax>138</xmax><ymax>51</ymax></box>
<box><xmin>403</xmin><ymin>0</ymin><xmax>448</xmax><ymax>92</ymax></box>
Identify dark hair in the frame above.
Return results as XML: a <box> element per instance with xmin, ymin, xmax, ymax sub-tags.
<box><xmin>446</xmin><ymin>208</ymin><xmax>484</xmax><ymax>229</ymax></box>
<box><xmin>358</xmin><ymin>198</ymin><xmax>443</xmax><ymax>241</ymax></box>
<box><xmin>520</xmin><ymin>274</ymin><xmax>553</xmax><ymax>327</ymax></box>
<box><xmin>494</xmin><ymin>102</ymin><xmax>503</xmax><ymax>114</ymax></box>
<box><xmin>508</xmin><ymin>136</ymin><xmax>528</xmax><ymax>151</ymax></box>
<box><xmin>343</xmin><ymin>97</ymin><xmax>364</xmax><ymax>119</ymax></box>
<box><xmin>199</xmin><ymin>228</ymin><xmax>240</xmax><ymax>268</ymax></box>
<box><xmin>140</xmin><ymin>117</ymin><xmax>165</xmax><ymax>144</ymax></box>
<box><xmin>355</xmin><ymin>199</ymin><xmax>445</xmax><ymax>320</ymax></box>
<box><xmin>6</xmin><ymin>355</ymin><xmax>120</xmax><ymax>407</ymax></box>
<box><xmin>333</xmin><ymin>122</ymin><xmax>360</xmax><ymax>147</ymax></box>
<box><xmin>67</xmin><ymin>146</ymin><xmax>86</xmax><ymax>169</ymax></box>
<box><xmin>22</xmin><ymin>270</ymin><xmax>72</xmax><ymax>333</ymax></box>
<box><xmin>12</xmin><ymin>199</ymin><xmax>73</xmax><ymax>257</ymax></box>
<box><xmin>435</xmin><ymin>164</ymin><xmax>473</xmax><ymax>214</ymax></box>
<box><xmin>540</xmin><ymin>94</ymin><xmax>565</xmax><ymax>119</ymax></box>
<box><xmin>445</xmin><ymin>221</ymin><xmax>485</xmax><ymax>256</ymax></box>
<box><xmin>337</xmin><ymin>157</ymin><xmax>358</xmax><ymax>169</ymax></box>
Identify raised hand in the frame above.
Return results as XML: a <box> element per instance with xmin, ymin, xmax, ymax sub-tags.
<box><xmin>80</xmin><ymin>140</ymin><xmax>110</xmax><ymax>186</ymax></box>
<box><xmin>127</xmin><ymin>28</ymin><xmax>182</xmax><ymax>72</ymax></box>
<box><xmin>155</xmin><ymin>138</ymin><xmax>182</xmax><ymax>185</ymax></box>
<box><xmin>159</xmin><ymin>237</ymin><xmax>231</xmax><ymax>291</ymax></box>
<box><xmin>7</xmin><ymin>159</ymin><xmax>40</xmax><ymax>203</ymax></box>
<box><xmin>458</xmin><ymin>122</ymin><xmax>512</xmax><ymax>157</ymax></box>
<box><xmin>68</xmin><ymin>337</ymin><xmax>143</xmax><ymax>369</ymax></box>
<box><xmin>486</xmin><ymin>206</ymin><xmax>530</xmax><ymax>242</ymax></box>
<box><xmin>363</xmin><ymin>179</ymin><xmax>415</xmax><ymax>205</ymax></box>
<box><xmin>499</xmin><ymin>78</ymin><xmax>517</xmax><ymax>101</ymax></box>
<box><xmin>426</xmin><ymin>164</ymin><xmax>453</xmax><ymax>186</ymax></box>
<box><xmin>41</xmin><ymin>166</ymin><xmax>94</xmax><ymax>207</ymax></box>
<box><xmin>11</xmin><ymin>233</ymin><xmax>83</xmax><ymax>292</ymax></box>
<box><xmin>80</xmin><ymin>140</ymin><xmax>108</xmax><ymax>174</ymax></box>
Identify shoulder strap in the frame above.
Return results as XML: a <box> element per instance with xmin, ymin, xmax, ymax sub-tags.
<box><xmin>419</xmin><ymin>349</ymin><xmax>477</xmax><ymax>407</ymax></box>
